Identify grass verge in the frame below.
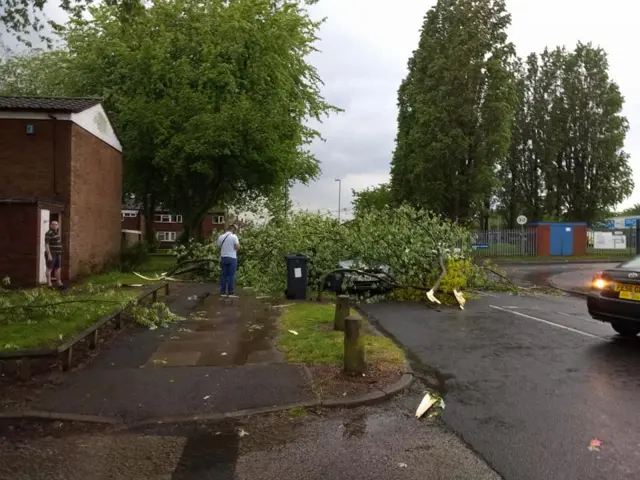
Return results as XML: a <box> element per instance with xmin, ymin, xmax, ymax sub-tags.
<box><xmin>277</xmin><ymin>302</ymin><xmax>405</xmax><ymax>366</ymax></box>
<box><xmin>485</xmin><ymin>255</ymin><xmax>631</xmax><ymax>263</ymax></box>
<box><xmin>84</xmin><ymin>255</ymin><xmax>177</xmax><ymax>287</ymax></box>
<box><xmin>0</xmin><ymin>286</ymin><xmax>139</xmax><ymax>351</ymax></box>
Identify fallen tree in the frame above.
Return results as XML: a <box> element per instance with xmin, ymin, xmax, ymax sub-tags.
<box><xmin>171</xmin><ymin>205</ymin><xmax>509</xmax><ymax>306</ymax></box>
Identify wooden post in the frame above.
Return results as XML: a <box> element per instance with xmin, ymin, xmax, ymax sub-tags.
<box><xmin>164</xmin><ymin>283</ymin><xmax>170</xmax><ymax>296</ymax></box>
<box><xmin>61</xmin><ymin>348</ymin><xmax>72</xmax><ymax>371</ymax></box>
<box><xmin>17</xmin><ymin>358</ymin><xmax>31</xmax><ymax>381</ymax></box>
<box><xmin>152</xmin><ymin>289</ymin><xmax>158</xmax><ymax>302</ymax></box>
<box><xmin>334</xmin><ymin>295</ymin><xmax>349</xmax><ymax>331</ymax></box>
<box><xmin>114</xmin><ymin>312</ymin><xmax>123</xmax><ymax>330</ymax></box>
<box><xmin>89</xmin><ymin>329</ymin><xmax>99</xmax><ymax>349</ymax></box>
<box><xmin>344</xmin><ymin>315</ymin><xmax>366</xmax><ymax>375</ymax></box>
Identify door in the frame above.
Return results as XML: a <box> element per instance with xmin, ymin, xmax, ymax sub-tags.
<box><xmin>38</xmin><ymin>209</ymin><xmax>50</xmax><ymax>284</ymax></box>
<box><xmin>550</xmin><ymin>225</ymin><xmax>574</xmax><ymax>256</ymax></box>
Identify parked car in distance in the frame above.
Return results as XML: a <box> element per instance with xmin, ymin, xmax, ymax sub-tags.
<box><xmin>588</xmin><ymin>256</ymin><xmax>640</xmax><ymax>337</ymax></box>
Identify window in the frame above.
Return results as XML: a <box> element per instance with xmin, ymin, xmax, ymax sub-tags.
<box><xmin>156</xmin><ymin>231</ymin><xmax>178</xmax><ymax>242</ymax></box>
<box><xmin>213</xmin><ymin>215</ymin><xmax>225</xmax><ymax>224</ymax></box>
<box><xmin>121</xmin><ymin>210</ymin><xmax>138</xmax><ymax>220</ymax></box>
<box><xmin>154</xmin><ymin>214</ymin><xmax>182</xmax><ymax>223</ymax></box>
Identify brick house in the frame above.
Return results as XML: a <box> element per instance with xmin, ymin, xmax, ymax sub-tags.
<box><xmin>121</xmin><ymin>200</ymin><xmax>228</xmax><ymax>249</ymax></box>
<box><xmin>0</xmin><ymin>96</ymin><xmax>122</xmax><ymax>286</ymax></box>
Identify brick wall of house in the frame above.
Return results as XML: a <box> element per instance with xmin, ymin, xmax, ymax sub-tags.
<box><xmin>0</xmin><ymin>204</ymin><xmax>39</xmax><ymax>286</ymax></box>
<box><xmin>122</xmin><ymin>215</ymin><xmax>142</xmax><ymax>231</ymax></box>
<box><xmin>202</xmin><ymin>212</ymin><xmax>227</xmax><ymax>239</ymax></box>
<box><xmin>0</xmin><ymin>118</ymin><xmax>72</xmax><ymax>199</ymax></box>
<box><xmin>0</xmin><ymin>118</ymin><xmax>73</xmax><ymax>280</ymax></box>
<box><xmin>68</xmin><ymin>123</ymin><xmax>122</xmax><ymax>277</ymax></box>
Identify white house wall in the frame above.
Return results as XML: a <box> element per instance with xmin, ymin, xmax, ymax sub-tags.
<box><xmin>70</xmin><ymin>104</ymin><xmax>122</xmax><ymax>152</ymax></box>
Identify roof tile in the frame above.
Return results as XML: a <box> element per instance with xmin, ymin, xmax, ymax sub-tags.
<box><xmin>0</xmin><ymin>96</ymin><xmax>102</xmax><ymax>113</ymax></box>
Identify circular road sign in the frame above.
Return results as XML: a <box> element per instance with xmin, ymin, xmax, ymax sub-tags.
<box><xmin>516</xmin><ymin>215</ymin><xmax>527</xmax><ymax>225</ymax></box>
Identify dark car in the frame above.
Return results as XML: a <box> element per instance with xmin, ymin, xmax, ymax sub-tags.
<box><xmin>587</xmin><ymin>256</ymin><xmax>640</xmax><ymax>337</ymax></box>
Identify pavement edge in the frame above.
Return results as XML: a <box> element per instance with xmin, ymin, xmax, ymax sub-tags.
<box><xmin>0</xmin><ymin>303</ymin><xmax>415</xmax><ymax>429</ymax></box>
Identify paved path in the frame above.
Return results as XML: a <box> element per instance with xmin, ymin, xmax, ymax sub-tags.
<box><xmin>30</xmin><ymin>284</ymin><xmax>314</xmax><ymax>422</ymax></box>
<box><xmin>361</xmin><ymin>292</ymin><xmax>640</xmax><ymax>480</ymax></box>
<box><xmin>0</xmin><ymin>384</ymin><xmax>500</xmax><ymax>480</ymax></box>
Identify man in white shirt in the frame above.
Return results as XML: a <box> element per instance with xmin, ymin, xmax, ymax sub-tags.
<box><xmin>216</xmin><ymin>224</ymin><xmax>240</xmax><ymax>297</ymax></box>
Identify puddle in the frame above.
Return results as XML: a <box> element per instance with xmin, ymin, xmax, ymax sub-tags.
<box><xmin>150</xmin><ymin>292</ymin><xmax>284</xmax><ymax>367</ymax></box>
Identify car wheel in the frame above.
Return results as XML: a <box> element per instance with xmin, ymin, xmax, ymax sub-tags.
<box><xmin>611</xmin><ymin>321</ymin><xmax>640</xmax><ymax>337</ymax></box>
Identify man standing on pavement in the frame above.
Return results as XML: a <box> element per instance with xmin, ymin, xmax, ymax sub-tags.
<box><xmin>45</xmin><ymin>220</ymin><xmax>63</xmax><ymax>288</ymax></box>
<box><xmin>217</xmin><ymin>224</ymin><xmax>240</xmax><ymax>297</ymax></box>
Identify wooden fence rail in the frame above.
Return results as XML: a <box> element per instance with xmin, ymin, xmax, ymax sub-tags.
<box><xmin>0</xmin><ymin>283</ymin><xmax>170</xmax><ymax>379</ymax></box>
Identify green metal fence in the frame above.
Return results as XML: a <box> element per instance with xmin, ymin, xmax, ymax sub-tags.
<box><xmin>586</xmin><ymin>228</ymin><xmax>637</xmax><ymax>257</ymax></box>
<box><xmin>471</xmin><ymin>229</ymin><xmax>538</xmax><ymax>257</ymax></box>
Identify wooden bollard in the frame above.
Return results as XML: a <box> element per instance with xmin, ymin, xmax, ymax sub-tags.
<box><xmin>164</xmin><ymin>283</ymin><xmax>170</xmax><ymax>296</ymax></box>
<box><xmin>344</xmin><ymin>315</ymin><xmax>366</xmax><ymax>375</ymax></box>
<box><xmin>334</xmin><ymin>295</ymin><xmax>349</xmax><ymax>331</ymax></box>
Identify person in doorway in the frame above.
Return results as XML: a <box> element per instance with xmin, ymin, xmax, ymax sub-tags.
<box><xmin>217</xmin><ymin>224</ymin><xmax>240</xmax><ymax>297</ymax></box>
<box><xmin>45</xmin><ymin>220</ymin><xmax>63</xmax><ymax>288</ymax></box>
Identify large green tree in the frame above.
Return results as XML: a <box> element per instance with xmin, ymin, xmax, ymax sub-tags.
<box><xmin>390</xmin><ymin>0</ymin><xmax>516</xmax><ymax>224</ymax></box>
<box><xmin>497</xmin><ymin>43</ymin><xmax>633</xmax><ymax>225</ymax></box>
<box><xmin>351</xmin><ymin>183</ymin><xmax>392</xmax><ymax>217</ymax></box>
<box><xmin>2</xmin><ymin>0</ymin><xmax>336</xmax><ymax>241</ymax></box>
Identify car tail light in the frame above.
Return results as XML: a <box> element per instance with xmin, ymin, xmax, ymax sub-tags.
<box><xmin>592</xmin><ymin>271</ymin><xmax>606</xmax><ymax>290</ymax></box>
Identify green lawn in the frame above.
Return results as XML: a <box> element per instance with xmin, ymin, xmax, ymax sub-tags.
<box><xmin>0</xmin><ymin>286</ymin><xmax>140</xmax><ymax>351</ymax></box>
<box><xmin>0</xmin><ymin>256</ymin><xmax>177</xmax><ymax>351</ymax></box>
<box><xmin>83</xmin><ymin>255</ymin><xmax>177</xmax><ymax>287</ymax></box>
<box><xmin>492</xmin><ymin>255</ymin><xmax>632</xmax><ymax>262</ymax></box>
<box><xmin>277</xmin><ymin>302</ymin><xmax>405</xmax><ymax>366</ymax></box>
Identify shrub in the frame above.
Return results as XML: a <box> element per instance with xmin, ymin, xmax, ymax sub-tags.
<box><xmin>170</xmin><ymin>205</ymin><xmax>500</xmax><ymax>298</ymax></box>
<box><xmin>120</xmin><ymin>241</ymin><xmax>150</xmax><ymax>273</ymax></box>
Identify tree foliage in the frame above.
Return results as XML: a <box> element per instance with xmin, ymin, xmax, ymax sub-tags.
<box><xmin>0</xmin><ymin>0</ymin><xmax>144</xmax><ymax>45</ymax></box>
<box><xmin>171</xmin><ymin>206</ymin><xmax>496</xmax><ymax>299</ymax></box>
<box><xmin>496</xmin><ymin>43</ymin><xmax>633</xmax><ymax>226</ymax></box>
<box><xmin>390</xmin><ymin>0</ymin><xmax>516</xmax><ymax>224</ymax></box>
<box><xmin>351</xmin><ymin>183</ymin><xmax>392</xmax><ymax>217</ymax></box>
<box><xmin>1</xmin><ymin>0</ymin><xmax>337</xmax><ymax>241</ymax></box>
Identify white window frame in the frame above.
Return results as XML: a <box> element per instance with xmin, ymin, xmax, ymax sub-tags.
<box><xmin>156</xmin><ymin>231</ymin><xmax>178</xmax><ymax>242</ymax></box>
<box><xmin>213</xmin><ymin>215</ymin><xmax>225</xmax><ymax>224</ymax></box>
<box><xmin>154</xmin><ymin>214</ymin><xmax>182</xmax><ymax>223</ymax></box>
<box><xmin>121</xmin><ymin>210</ymin><xmax>138</xmax><ymax>220</ymax></box>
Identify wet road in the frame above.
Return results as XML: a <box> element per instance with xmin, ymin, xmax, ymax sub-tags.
<box><xmin>0</xmin><ymin>383</ymin><xmax>500</xmax><ymax>480</ymax></box>
<box><xmin>362</xmin><ymin>291</ymin><xmax>640</xmax><ymax>480</ymax></box>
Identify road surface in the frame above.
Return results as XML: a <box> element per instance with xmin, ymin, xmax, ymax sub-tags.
<box><xmin>361</xmin><ymin>290</ymin><xmax>640</xmax><ymax>480</ymax></box>
<box><xmin>0</xmin><ymin>385</ymin><xmax>500</xmax><ymax>480</ymax></box>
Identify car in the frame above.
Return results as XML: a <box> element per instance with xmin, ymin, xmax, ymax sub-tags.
<box><xmin>587</xmin><ymin>256</ymin><xmax>640</xmax><ymax>337</ymax></box>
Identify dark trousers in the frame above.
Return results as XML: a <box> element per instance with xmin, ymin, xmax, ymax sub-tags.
<box><xmin>220</xmin><ymin>257</ymin><xmax>238</xmax><ymax>295</ymax></box>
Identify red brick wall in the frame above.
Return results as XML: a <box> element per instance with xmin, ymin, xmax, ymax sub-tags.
<box><xmin>68</xmin><ymin>123</ymin><xmax>122</xmax><ymax>278</ymax></box>
<box><xmin>573</xmin><ymin>225</ymin><xmax>587</xmax><ymax>256</ymax></box>
<box><xmin>536</xmin><ymin>225</ymin><xmax>551</xmax><ymax>256</ymax></box>
<box><xmin>0</xmin><ymin>204</ymin><xmax>39</xmax><ymax>286</ymax></box>
<box><xmin>122</xmin><ymin>216</ymin><xmax>142</xmax><ymax>231</ymax></box>
<box><xmin>0</xmin><ymin>118</ymin><xmax>72</xmax><ymax>199</ymax></box>
<box><xmin>202</xmin><ymin>212</ymin><xmax>226</xmax><ymax>239</ymax></box>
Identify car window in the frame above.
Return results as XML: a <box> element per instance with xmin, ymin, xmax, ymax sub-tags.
<box><xmin>619</xmin><ymin>256</ymin><xmax>640</xmax><ymax>269</ymax></box>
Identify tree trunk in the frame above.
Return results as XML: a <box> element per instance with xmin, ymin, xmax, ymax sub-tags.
<box><xmin>143</xmin><ymin>194</ymin><xmax>157</xmax><ymax>252</ymax></box>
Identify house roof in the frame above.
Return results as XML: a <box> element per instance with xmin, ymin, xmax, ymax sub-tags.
<box><xmin>0</xmin><ymin>96</ymin><xmax>102</xmax><ymax>113</ymax></box>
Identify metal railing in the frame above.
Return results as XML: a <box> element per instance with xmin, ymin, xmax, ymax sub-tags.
<box><xmin>471</xmin><ymin>229</ymin><xmax>538</xmax><ymax>257</ymax></box>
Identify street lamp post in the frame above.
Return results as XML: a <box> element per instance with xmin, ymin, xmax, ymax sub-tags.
<box><xmin>334</xmin><ymin>178</ymin><xmax>341</xmax><ymax>222</ymax></box>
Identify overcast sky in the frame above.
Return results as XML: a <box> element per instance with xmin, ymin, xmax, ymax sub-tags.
<box><xmin>28</xmin><ymin>0</ymin><xmax>640</xmax><ymax>219</ymax></box>
<box><xmin>295</xmin><ymin>0</ymin><xmax>640</xmax><ymax>219</ymax></box>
